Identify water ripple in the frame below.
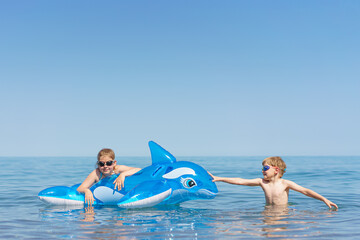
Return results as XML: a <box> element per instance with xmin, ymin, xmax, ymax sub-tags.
<box><xmin>1</xmin><ymin>156</ymin><xmax>360</xmax><ymax>239</ymax></box>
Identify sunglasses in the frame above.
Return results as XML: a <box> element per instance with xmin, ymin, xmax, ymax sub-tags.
<box><xmin>97</xmin><ymin>160</ymin><xmax>114</xmax><ymax>167</ymax></box>
<box><xmin>262</xmin><ymin>165</ymin><xmax>279</xmax><ymax>171</ymax></box>
<box><xmin>262</xmin><ymin>165</ymin><xmax>285</xmax><ymax>172</ymax></box>
<box><xmin>262</xmin><ymin>165</ymin><xmax>271</xmax><ymax>171</ymax></box>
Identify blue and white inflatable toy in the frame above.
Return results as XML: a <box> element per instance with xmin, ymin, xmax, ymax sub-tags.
<box><xmin>38</xmin><ymin>141</ymin><xmax>218</xmax><ymax>208</ymax></box>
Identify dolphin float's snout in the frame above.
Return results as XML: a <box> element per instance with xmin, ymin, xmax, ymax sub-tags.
<box><xmin>38</xmin><ymin>186</ymin><xmax>85</xmax><ymax>205</ymax></box>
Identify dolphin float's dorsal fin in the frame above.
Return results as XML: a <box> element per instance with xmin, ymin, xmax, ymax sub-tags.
<box><xmin>149</xmin><ymin>141</ymin><xmax>176</xmax><ymax>165</ymax></box>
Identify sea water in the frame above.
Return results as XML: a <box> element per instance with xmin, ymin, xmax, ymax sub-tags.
<box><xmin>0</xmin><ymin>156</ymin><xmax>359</xmax><ymax>239</ymax></box>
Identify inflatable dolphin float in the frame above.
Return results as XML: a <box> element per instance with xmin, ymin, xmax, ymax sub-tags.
<box><xmin>38</xmin><ymin>141</ymin><xmax>218</xmax><ymax>208</ymax></box>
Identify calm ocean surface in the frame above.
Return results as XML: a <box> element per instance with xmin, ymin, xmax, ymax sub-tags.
<box><xmin>1</xmin><ymin>156</ymin><xmax>359</xmax><ymax>239</ymax></box>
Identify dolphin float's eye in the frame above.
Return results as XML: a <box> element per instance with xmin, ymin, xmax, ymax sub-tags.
<box><xmin>182</xmin><ymin>178</ymin><xmax>197</xmax><ymax>188</ymax></box>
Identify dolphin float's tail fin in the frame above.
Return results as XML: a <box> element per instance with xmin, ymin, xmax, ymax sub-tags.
<box><xmin>149</xmin><ymin>141</ymin><xmax>176</xmax><ymax>165</ymax></box>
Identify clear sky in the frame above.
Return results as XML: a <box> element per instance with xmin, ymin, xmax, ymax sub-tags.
<box><xmin>0</xmin><ymin>1</ymin><xmax>359</xmax><ymax>157</ymax></box>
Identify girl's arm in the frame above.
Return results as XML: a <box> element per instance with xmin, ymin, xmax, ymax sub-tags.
<box><xmin>286</xmin><ymin>180</ymin><xmax>338</xmax><ymax>209</ymax></box>
<box><xmin>209</xmin><ymin>172</ymin><xmax>261</xmax><ymax>186</ymax></box>
<box><xmin>77</xmin><ymin>170</ymin><xmax>98</xmax><ymax>206</ymax></box>
<box><xmin>113</xmin><ymin>166</ymin><xmax>142</xmax><ymax>190</ymax></box>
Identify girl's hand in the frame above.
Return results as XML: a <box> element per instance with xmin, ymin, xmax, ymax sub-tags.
<box><xmin>84</xmin><ymin>190</ymin><xmax>95</xmax><ymax>206</ymax></box>
<box><xmin>113</xmin><ymin>174</ymin><xmax>125</xmax><ymax>191</ymax></box>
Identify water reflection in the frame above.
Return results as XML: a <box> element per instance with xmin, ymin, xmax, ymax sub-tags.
<box><xmin>39</xmin><ymin>205</ymin><xmax>216</xmax><ymax>238</ymax></box>
<box><xmin>108</xmin><ymin>206</ymin><xmax>213</xmax><ymax>238</ymax></box>
<box><xmin>80</xmin><ymin>206</ymin><xmax>95</xmax><ymax>222</ymax></box>
<box><xmin>261</xmin><ymin>205</ymin><xmax>294</xmax><ymax>238</ymax></box>
<box><xmin>38</xmin><ymin>204</ymin><xmax>339</xmax><ymax>239</ymax></box>
<box><xmin>260</xmin><ymin>204</ymin><xmax>338</xmax><ymax>238</ymax></box>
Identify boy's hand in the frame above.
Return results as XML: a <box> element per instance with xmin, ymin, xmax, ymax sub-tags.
<box><xmin>324</xmin><ymin>199</ymin><xmax>338</xmax><ymax>210</ymax></box>
<box><xmin>208</xmin><ymin>172</ymin><xmax>219</xmax><ymax>182</ymax></box>
<box><xmin>113</xmin><ymin>174</ymin><xmax>125</xmax><ymax>191</ymax></box>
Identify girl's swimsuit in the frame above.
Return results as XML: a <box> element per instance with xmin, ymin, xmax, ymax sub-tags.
<box><xmin>98</xmin><ymin>170</ymin><xmax>115</xmax><ymax>181</ymax></box>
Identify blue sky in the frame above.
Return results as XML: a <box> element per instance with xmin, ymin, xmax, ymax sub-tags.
<box><xmin>1</xmin><ymin>1</ymin><xmax>359</xmax><ymax>156</ymax></box>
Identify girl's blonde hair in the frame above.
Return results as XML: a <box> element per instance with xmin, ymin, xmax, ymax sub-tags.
<box><xmin>262</xmin><ymin>156</ymin><xmax>287</xmax><ymax>177</ymax></box>
<box><xmin>97</xmin><ymin>148</ymin><xmax>115</xmax><ymax>161</ymax></box>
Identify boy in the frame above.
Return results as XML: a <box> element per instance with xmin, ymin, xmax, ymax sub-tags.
<box><xmin>209</xmin><ymin>156</ymin><xmax>338</xmax><ymax>209</ymax></box>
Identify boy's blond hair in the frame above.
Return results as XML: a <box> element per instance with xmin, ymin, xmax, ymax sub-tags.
<box><xmin>97</xmin><ymin>148</ymin><xmax>115</xmax><ymax>161</ymax></box>
<box><xmin>262</xmin><ymin>156</ymin><xmax>287</xmax><ymax>178</ymax></box>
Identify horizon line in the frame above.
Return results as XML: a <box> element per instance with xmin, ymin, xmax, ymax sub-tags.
<box><xmin>0</xmin><ymin>155</ymin><xmax>359</xmax><ymax>158</ymax></box>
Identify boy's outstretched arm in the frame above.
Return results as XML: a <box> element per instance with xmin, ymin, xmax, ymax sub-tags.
<box><xmin>208</xmin><ymin>172</ymin><xmax>261</xmax><ymax>186</ymax></box>
<box><xmin>286</xmin><ymin>180</ymin><xmax>338</xmax><ymax>209</ymax></box>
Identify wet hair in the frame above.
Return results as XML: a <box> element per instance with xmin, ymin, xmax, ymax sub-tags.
<box><xmin>262</xmin><ymin>156</ymin><xmax>287</xmax><ymax>177</ymax></box>
<box><xmin>97</xmin><ymin>148</ymin><xmax>115</xmax><ymax>161</ymax></box>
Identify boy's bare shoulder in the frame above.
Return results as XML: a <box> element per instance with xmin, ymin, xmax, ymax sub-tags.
<box><xmin>280</xmin><ymin>179</ymin><xmax>303</xmax><ymax>189</ymax></box>
<box><xmin>252</xmin><ymin>178</ymin><xmax>265</xmax><ymax>184</ymax></box>
<box><xmin>281</xmin><ymin>179</ymin><xmax>295</xmax><ymax>184</ymax></box>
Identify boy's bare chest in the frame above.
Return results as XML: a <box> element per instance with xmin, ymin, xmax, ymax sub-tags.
<box><xmin>262</xmin><ymin>181</ymin><xmax>287</xmax><ymax>196</ymax></box>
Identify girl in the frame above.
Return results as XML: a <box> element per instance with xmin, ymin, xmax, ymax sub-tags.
<box><xmin>77</xmin><ymin>148</ymin><xmax>141</xmax><ymax>205</ymax></box>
